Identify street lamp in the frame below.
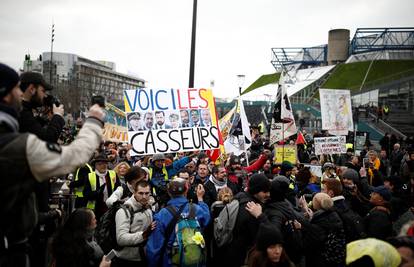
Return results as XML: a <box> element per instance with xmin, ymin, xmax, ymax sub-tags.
<box><xmin>237</xmin><ymin>74</ymin><xmax>245</xmax><ymax>95</ymax></box>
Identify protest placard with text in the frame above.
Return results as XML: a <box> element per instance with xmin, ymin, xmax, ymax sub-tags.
<box><xmin>314</xmin><ymin>136</ymin><xmax>346</xmax><ymax>155</ymax></box>
<box><xmin>124</xmin><ymin>88</ymin><xmax>220</xmax><ymax>155</ymax></box>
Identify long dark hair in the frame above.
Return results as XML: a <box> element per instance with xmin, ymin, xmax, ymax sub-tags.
<box><xmin>247</xmin><ymin>245</ymin><xmax>292</xmax><ymax>267</ymax></box>
<box><xmin>51</xmin><ymin>208</ymin><xmax>95</xmax><ymax>267</ymax></box>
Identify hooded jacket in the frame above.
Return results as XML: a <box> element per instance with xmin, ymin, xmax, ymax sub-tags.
<box><xmin>302</xmin><ymin>209</ymin><xmax>344</xmax><ymax>267</ymax></box>
<box><xmin>225</xmin><ymin>192</ymin><xmax>269</xmax><ymax>267</ymax></box>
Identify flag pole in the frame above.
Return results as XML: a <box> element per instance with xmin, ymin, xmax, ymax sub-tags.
<box><xmin>239</xmin><ymin>95</ymin><xmax>250</xmax><ymax>166</ymax></box>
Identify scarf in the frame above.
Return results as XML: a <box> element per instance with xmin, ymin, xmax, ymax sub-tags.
<box><xmin>209</xmin><ymin>175</ymin><xmax>227</xmax><ymax>191</ymax></box>
<box><xmin>95</xmin><ymin>170</ymin><xmax>108</xmax><ymax>200</ymax></box>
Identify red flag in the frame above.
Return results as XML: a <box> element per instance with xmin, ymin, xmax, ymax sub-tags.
<box><xmin>296</xmin><ymin>131</ymin><xmax>306</xmax><ymax>145</ymax></box>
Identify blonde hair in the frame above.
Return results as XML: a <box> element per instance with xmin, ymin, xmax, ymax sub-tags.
<box><xmin>218</xmin><ymin>187</ymin><xmax>233</xmax><ymax>204</ymax></box>
<box><xmin>114</xmin><ymin>162</ymin><xmax>131</xmax><ymax>176</ymax></box>
<box><xmin>312</xmin><ymin>192</ymin><xmax>333</xmax><ymax>211</ymax></box>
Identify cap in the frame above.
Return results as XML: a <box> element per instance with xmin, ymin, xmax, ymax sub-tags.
<box><xmin>256</xmin><ymin>224</ymin><xmax>284</xmax><ymax>251</ymax></box>
<box><xmin>322</xmin><ymin>162</ymin><xmax>335</xmax><ymax>171</ymax></box>
<box><xmin>127</xmin><ymin>113</ymin><xmax>140</xmax><ymax>120</ymax></box>
<box><xmin>20</xmin><ymin>72</ymin><xmax>53</xmax><ymax>91</ymax></box>
<box><xmin>0</xmin><ymin>63</ymin><xmax>19</xmax><ymax>98</ymax></box>
<box><xmin>168</xmin><ymin>178</ymin><xmax>188</xmax><ymax>196</ymax></box>
<box><xmin>248</xmin><ymin>173</ymin><xmax>271</xmax><ymax>195</ymax></box>
<box><xmin>372</xmin><ymin>185</ymin><xmax>392</xmax><ymax>202</ymax></box>
<box><xmin>92</xmin><ymin>154</ymin><xmax>109</xmax><ymax>164</ymax></box>
<box><xmin>152</xmin><ymin>153</ymin><xmax>166</xmax><ymax>161</ymax></box>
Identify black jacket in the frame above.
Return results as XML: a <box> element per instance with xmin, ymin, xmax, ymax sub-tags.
<box><xmin>19</xmin><ymin>100</ymin><xmax>65</xmax><ymax>143</ymax></box>
<box><xmin>265</xmin><ymin>200</ymin><xmax>304</xmax><ymax>263</ymax></box>
<box><xmin>225</xmin><ymin>192</ymin><xmax>269</xmax><ymax>267</ymax></box>
<box><xmin>364</xmin><ymin>205</ymin><xmax>393</xmax><ymax>240</ymax></box>
<box><xmin>302</xmin><ymin>209</ymin><xmax>344</xmax><ymax>267</ymax></box>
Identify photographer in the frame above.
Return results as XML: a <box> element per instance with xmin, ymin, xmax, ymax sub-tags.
<box><xmin>18</xmin><ymin>72</ymin><xmax>66</xmax><ymax>267</ymax></box>
<box><xmin>19</xmin><ymin>72</ymin><xmax>65</xmax><ymax>143</ymax></box>
<box><xmin>0</xmin><ymin>63</ymin><xmax>105</xmax><ymax>267</ymax></box>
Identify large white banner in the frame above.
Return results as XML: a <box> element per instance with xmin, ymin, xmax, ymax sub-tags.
<box><xmin>319</xmin><ymin>89</ymin><xmax>354</xmax><ymax>136</ymax></box>
<box><xmin>124</xmin><ymin>88</ymin><xmax>220</xmax><ymax>155</ymax></box>
<box><xmin>314</xmin><ymin>136</ymin><xmax>347</xmax><ymax>155</ymax></box>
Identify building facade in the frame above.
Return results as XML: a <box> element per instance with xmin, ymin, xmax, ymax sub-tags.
<box><xmin>23</xmin><ymin>52</ymin><xmax>145</xmax><ymax>116</ymax></box>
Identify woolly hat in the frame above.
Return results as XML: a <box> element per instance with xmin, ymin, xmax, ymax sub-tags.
<box><xmin>20</xmin><ymin>71</ymin><xmax>53</xmax><ymax>91</ymax></box>
<box><xmin>270</xmin><ymin>177</ymin><xmax>289</xmax><ymax>202</ymax></box>
<box><xmin>256</xmin><ymin>224</ymin><xmax>284</xmax><ymax>251</ymax></box>
<box><xmin>281</xmin><ymin>161</ymin><xmax>294</xmax><ymax>171</ymax></box>
<box><xmin>342</xmin><ymin>168</ymin><xmax>359</xmax><ymax>183</ymax></box>
<box><xmin>248</xmin><ymin>173</ymin><xmax>271</xmax><ymax>195</ymax></box>
<box><xmin>346</xmin><ymin>238</ymin><xmax>401</xmax><ymax>267</ymax></box>
<box><xmin>0</xmin><ymin>63</ymin><xmax>19</xmax><ymax>98</ymax></box>
<box><xmin>229</xmin><ymin>155</ymin><xmax>241</xmax><ymax>165</ymax></box>
<box><xmin>152</xmin><ymin>153</ymin><xmax>166</xmax><ymax>161</ymax></box>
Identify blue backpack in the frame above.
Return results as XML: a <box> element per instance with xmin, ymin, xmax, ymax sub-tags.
<box><xmin>166</xmin><ymin>203</ymin><xmax>206</xmax><ymax>267</ymax></box>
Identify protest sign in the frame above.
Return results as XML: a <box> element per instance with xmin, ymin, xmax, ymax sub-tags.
<box><xmin>124</xmin><ymin>88</ymin><xmax>220</xmax><ymax>155</ymax></box>
<box><xmin>273</xmin><ymin>145</ymin><xmax>297</xmax><ymax>164</ymax></box>
<box><xmin>319</xmin><ymin>89</ymin><xmax>353</xmax><ymax>136</ymax></box>
<box><xmin>303</xmin><ymin>164</ymin><xmax>323</xmax><ymax>178</ymax></box>
<box><xmin>314</xmin><ymin>136</ymin><xmax>346</xmax><ymax>155</ymax></box>
<box><xmin>103</xmin><ymin>124</ymin><xmax>128</xmax><ymax>143</ymax></box>
<box><xmin>102</xmin><ymin>103</ymin><xmax>128</xmax><ymax>143</ymax></box>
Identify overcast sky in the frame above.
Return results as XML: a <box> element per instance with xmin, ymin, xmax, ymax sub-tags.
<box><xmin>0</xmin><ymin>0</ymin><xmax>413</xmax><ymax>98</ymax></box>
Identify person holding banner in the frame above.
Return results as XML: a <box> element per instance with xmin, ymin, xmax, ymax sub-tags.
<box><xmin>148</xmin><ymin>153</ymin><xmax>192</xmax><ymax>207</ymax></box>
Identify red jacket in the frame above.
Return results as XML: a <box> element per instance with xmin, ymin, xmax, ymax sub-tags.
<box><xmin>227</xmin><ymin>154</ymin><xmax>268</xmax><ymax>185</ymax></box>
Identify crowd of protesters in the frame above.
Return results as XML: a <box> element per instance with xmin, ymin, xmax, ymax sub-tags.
<box><xmin>2</xmin><ymin>62</ymin><xmax>414</xmax><ymax>267</ymax></box>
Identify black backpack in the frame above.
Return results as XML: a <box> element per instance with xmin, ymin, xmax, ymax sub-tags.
<box><xmin>94</xmin><ymin>202</ymin><xmax>136</xmax><ymax>254</ymax></box>
<box><xmin>336</xmin><ymin>207</ymin><xmax>367</xmax><ymax>242</ymax></box>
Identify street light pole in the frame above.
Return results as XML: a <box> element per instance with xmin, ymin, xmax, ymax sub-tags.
<box><xmin>50</xmin><ymin>23</ymin><xmax>55</xmax><ymax>84</ymax></box>
<box><xmin>188</xmin><ymin>0</ymin><xmax>197</xmax><ymax>88</ymax></box>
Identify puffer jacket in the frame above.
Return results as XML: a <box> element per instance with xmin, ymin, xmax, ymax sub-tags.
<box><xmin>115</xmin><ymin>196</ymin><xmax>153</xmax><ymax>261</ymax></box>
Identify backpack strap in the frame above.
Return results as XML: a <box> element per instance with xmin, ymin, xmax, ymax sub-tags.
<box><xmin>157</xmin><ymin>203</ymin><xmax>186</xmax><ymax>266</ymax></box>
<box><xmin>121</xmin><ymin>204</ymin><xmax>136</xmax><ymax>233</ymax></box>
<box><xmin>188</xmin><ymin>203</ymin><xmax>196</xmax><ymax>219</ymax></box>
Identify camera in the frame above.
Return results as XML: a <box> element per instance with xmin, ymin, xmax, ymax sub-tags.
<box><xmin>43</xmin><ymin>94</ymin><xmax>61</xmax><ymax>108</ymax></box>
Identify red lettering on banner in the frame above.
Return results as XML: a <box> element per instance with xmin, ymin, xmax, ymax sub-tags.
<box><xmin>188</xmin><ymin>89</ymin><xmax>197</xmax><ymax>109</ymax></box>
<box><xmin>177</xmin><ymin>89</ymin><xmax>188</xmax><ymax>109</ymax></box>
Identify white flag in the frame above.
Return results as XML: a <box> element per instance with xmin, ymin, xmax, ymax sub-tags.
<box><xmin>269</xmin><ymin>71</ymin><xmax>297</xmax><ymax>144</ymax></box>
<box><xmin>224</xmin><ymin>96</ymin><xmax>252</xmax><ymax>156</ymax></box>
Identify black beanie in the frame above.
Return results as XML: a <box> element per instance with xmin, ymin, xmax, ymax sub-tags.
<box><xmin>256</xmin><ymin>224</ymin><xmax>284</xmax><ymax>251</ymax></box>
<box><xmin>0</xmin><ymin>63</ymin><xmax>19</xmax><ymax>98</ymax></box>
<box><xmin>270</xmin><ymin>178</ymin><xmax>289</xmax><ymax>202</ymax></box>
<box><xmin>248</xmin><ymin>173</ymin><xmax>270</xmax><ymax>195</ymax></box>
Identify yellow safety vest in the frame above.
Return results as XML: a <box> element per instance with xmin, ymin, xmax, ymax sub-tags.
<box><xmin>74</xmin><ymin>163</ymin><xmax>93</xmax><ymax>198</ymax></box>
<box><xmin>86</xmin><ymin>170</ymin><xmax>116</xmax><ymax>210</ymax></box>
<box><xmin>148</xmin><ymin>166</ymin><xmax>169</xmax><ymax>195</ymax></box>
